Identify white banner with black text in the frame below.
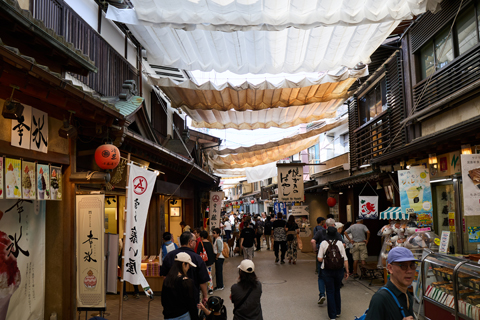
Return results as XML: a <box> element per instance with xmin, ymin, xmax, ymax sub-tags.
<box><xmin>209</xmin><ymin>191</ymin><xmax>224</xmax><ymax>231</ymax></box>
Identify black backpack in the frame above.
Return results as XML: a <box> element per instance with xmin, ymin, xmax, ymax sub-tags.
<box><xmin>323</xmin><ymin>240</ymin><xmax>344</xmax><ymax>270</ymax></box>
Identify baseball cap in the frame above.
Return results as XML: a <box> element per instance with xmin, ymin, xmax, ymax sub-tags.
<box><xmin>175</xmin><ymin>252</ymin><xmax>197</xmax><ymax>267</ymax></box>
<box><xmin>387</xmin><ymin>247</ymin><xmax>420</xmax><ymax>264</ymax></box>
<box><xmin>238</xmin><ymin>259</ymin><xmax>255</xmax><ymax>273</ymax></box>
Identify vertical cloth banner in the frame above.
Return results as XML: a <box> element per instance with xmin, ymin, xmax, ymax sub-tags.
<box><xmin>123</xmin><ymin>164</ymin><xmax>157</xmax><ymax>288</ymax></box>
<box><xmin>209</xmin><ymin>191</ymin><xmax>225</xmax><ymax>231</ymax></box>
<box><xmin>461</xmin><ymin>154</ymin><xmax>480</xmax><ymax>216</ymax></box>
<box><xmin>359</xmin><ymin>196</ymin><xmax>379</xmax><ymax>219</ymax></box>
<box><xmin>0</xmin><ymin>200</ymin><xmax>46</xmax><ymax>320</ymax></box>
<box><xmin>399</xmin><ymin>167</ymin><xmax>433</xmax><ymax>227</ymax></box>
<box><xmin>277</xmin><ymin>164</ymin><xmax>304</xmax><ymax>202</ymax></box>
<box><xmin>76</xmin><ymin>195</ymin><xmax>105</xmax><ymax>309</ymax></box>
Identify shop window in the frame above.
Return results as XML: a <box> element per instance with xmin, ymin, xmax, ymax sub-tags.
<box><xmin>419</xmin><ymin>4</ymin><xmax>480</xmax><ymax>80</ymax></box>
<box><xmin>358</xmin><ymin>78</ymin><xmax>387</xmax><ymax>125</ymax></box>
<box><xmin>341</xmin><ymin>133</ymin><xmax>349</xmax><ymax>152</ymax></box>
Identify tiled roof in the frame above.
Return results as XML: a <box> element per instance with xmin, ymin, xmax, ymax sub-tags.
<box><xmin>0</xmin><ymin>37</ymin><xmax>121</xmax><ymax>116</ymax></box>
<box><xmin>113</xmin><ymin>96</ymin><xmax>144</xmax><ymax>116</ymax></box>
<box><xmin>1</xmin><ymin>0</ymin><xmax>97</xmax><ymax>72</ymax></box>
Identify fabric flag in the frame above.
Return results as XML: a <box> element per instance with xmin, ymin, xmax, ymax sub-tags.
<box><xmin>209</xmin><ymin>191</ymin><xmax>224</xmax><ymax>231</ymax></box>
<box><xmin>359</xmin><ymin>196</ymin><xmax>379</xmax><ymax>219</ymax></box>
<box><xmin>123</xmin><ymin>164</ymin><xmax>157</xmax><ymax>293</ymax></box>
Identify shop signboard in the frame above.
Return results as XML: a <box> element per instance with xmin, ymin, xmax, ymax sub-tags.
<box><xmin>30</xmin><ymin>108</ymin><xmax>48</xmax><ymax>154</ymax></box>
<box><xmin>76</xmin><ymin>194</ymin><xmax>105</xmax><ymax>309</ymax></box>
<box><xmin>461</xmin><ymin>154</ymin><xmax>480</xmax><ymax>216</ymax></box>
<box><xmin>273</xmin><ymin>201</ymin><xmax>287</xmax><ymax>216</ymax></box>
<box><xmin>277</xmin><ymin>165</ymin><xmax>304</xmax><ymax>202</ymax></box>
<box><xmin>439</xmin><ymin>231</ymin><xmax>450</xmax><ymax>253</ymax></box>
<box><xmin>209</xmin><ymin>191</ymin><xmax>224</xmax><ymax>230</ymax></box>
<box><xmin>358</xmin><ymin>196</ymin><xmax>378</xmax><ymax>219</ymax></box>
<box><xmin>291</xmin><ymin>205</ymin><xmax>308</xmax><ymax>216</ymax></box>
<box><xmin>123</xmin><ymin>164</ymin><xmax>157</xmax><ymax>290</ymax></box>
<box><xmin>10</xmin><ymin>104</ymin><xmax>32</xmax><ymax>150</ymax></box>
<box><xmin>0</xmin><ymin>200</ymin><xmax>46</xmax><ymax>320</ymax></box>
<box><xmin>10</xmin><ymin>105</ymin><xmax>49</xmax><ymax>154</ymax></box>
<box><xmin>398</xmin><ymin>167</ymin><xmax>433</xmax><ymax>227</ymax></box>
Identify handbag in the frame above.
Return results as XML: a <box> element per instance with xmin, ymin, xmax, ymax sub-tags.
<box><xmin>199</xmin><ymin>242</ymin><xmax>208</xmax><ymax>262</ymax></box>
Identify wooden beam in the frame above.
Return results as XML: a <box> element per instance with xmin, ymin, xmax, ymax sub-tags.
<box><xmin>0</xmin><ymin>140</ymin><xmax>70</xmax><ymax>164</ymax></box>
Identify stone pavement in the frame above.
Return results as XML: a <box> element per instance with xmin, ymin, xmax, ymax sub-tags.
<box><xmin>87</xmin><ymin>248</ymin><xmax>387</xmax><ymax>320</ymax></box>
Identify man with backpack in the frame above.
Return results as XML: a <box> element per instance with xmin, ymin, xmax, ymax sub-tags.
<box><xmin>364</xmin><ymin>247</ymin><xmax>417</xmax><ymax>320</ymax></box>
<box><xmin>317</xmin><ymin>223</ymin><xmax>349</xmax><ymax>320</ymax></box>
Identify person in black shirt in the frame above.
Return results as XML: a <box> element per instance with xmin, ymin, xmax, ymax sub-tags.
<box><xmin>272</xmin><ymin>212</ymin><xmax>287</xmax><ymax>264</ymax></box>
<box><xmin>197</xmin><ymin>231</ymin><xmax>216</xmax><ymax>295</ymax></box>
<box><xmin>162</xmin><ymin>252</ymin><xmax>198</xmax><ymax>320</ymax></box>
<box><xmin>240</xmin><ymin>219</ymin><xmax>256</xmax><ymax>260</ymax></box>
<box><xmin>286</xmin><ymin>215</ymin><xmax>300</xmax><ymax>264</ymax></box>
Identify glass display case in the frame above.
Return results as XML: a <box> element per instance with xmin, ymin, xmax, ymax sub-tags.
<box><xmin>421</xmin><ymin>250</ymin><xmax>480</xmax><ymax>320</ymax></box>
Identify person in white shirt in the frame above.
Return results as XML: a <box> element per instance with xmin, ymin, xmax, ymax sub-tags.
<box><xmin>317</xmin><ymin>223</ymin><xmax>349</xmax><ymax>320</ymax></box>
<box><xmin>212</xmin><ymin>228</ymin><xmax>225</xmax><ymax>290</ymax></box>
<box><xmin>224</xmin><ymin>217</ymin><xmax>232</xmax><ymax>240</ymax></box>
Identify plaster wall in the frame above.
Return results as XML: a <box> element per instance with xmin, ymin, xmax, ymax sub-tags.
<box><xmin>422</xmin><ymin>95</ymin><xmax>480</xmax><ymax>136</ymax></box>
<box><xmin>17</xmin><ymin>0</ymin><xmax>29</xmax><ymax>9</ymax></box>
<box><xmin>65</xmin><ymin>0</ymin><xmax>98</xmax><ymax>30</ymax></box>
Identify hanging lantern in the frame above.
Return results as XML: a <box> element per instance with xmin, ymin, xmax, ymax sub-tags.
<box><xmin>250</xmin><ymin>200</ymin><xmax>255</xmax><ymax>204</ymax></box>
<box><xmin>240</xmin><ymin>201</ymin><xmax>243</xmax><ymax>204</ymax></box>
<box><xmin>327</xmin><ymin>197</ymin><xmax>337</xmax><ymax>207</ymax></box>
<box><xmin>235</xmin><ymin>201</ymin><xmax>238</xmax><ymax>205</ymax></box>
<box><xmin>95</xmin><ymin>144</ymin><xmax>120</xmax><ymax>170</ymax></box>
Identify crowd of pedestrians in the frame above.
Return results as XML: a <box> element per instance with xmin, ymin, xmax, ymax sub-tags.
<box><xmin>155</xmin><ymin>211</ymin><xmax>416</xmax><ymax>320</ymax></box>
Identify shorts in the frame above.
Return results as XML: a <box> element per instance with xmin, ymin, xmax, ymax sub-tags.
<box><xmin>351</xmin><ymin>242</ymin><xmax>368</xmax><ymax>261</ymax></box>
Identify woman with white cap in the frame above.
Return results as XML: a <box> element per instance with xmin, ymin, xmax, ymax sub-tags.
<box><xmin>230</xmin><ymin>259</ymin><xmax>263</xmax><ymax>320</ymax></box>
<box><xmin>162</xmin><ymin>252</ymin><xmax>199</xmax><ymax>320</ymax></box>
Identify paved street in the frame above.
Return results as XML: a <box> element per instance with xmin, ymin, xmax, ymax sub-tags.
<box><xmin>97</xmin><ymin>248</ymin><xmax>384</xmax><ymax>320</ymax></box>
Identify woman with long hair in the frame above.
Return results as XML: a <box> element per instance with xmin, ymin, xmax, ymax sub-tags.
<box><xmin>161</xmin><ymin>252</ymin><xmax>198</xmax><ymax>320</ymax></box>
<box><xmin>230</xmin><ymin>259</ymin><xmax>263</xmax><ymax>320</ymax></box>
<box><xmin>197</xmin><ymin>230</ymin><xmax>216</xmax><ymax>295</ymax></box>
<box><xmin>285</xmin><ymin>215</ymin><xmax>299</xmax><ymax>264</ymax></box>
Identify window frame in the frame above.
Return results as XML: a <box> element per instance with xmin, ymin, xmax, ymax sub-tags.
<box><xmin>357</xmin><ymin>75</ymin><xmax>388</xmax><ymax>126</ymax></box>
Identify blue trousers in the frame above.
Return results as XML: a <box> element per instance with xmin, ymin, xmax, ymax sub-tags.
<box><xmin>323</xmin><ymin>268</ymin><xmax>344</xmax><ymax>319</ymax></box>
<box><xmin>317</xmin><ymin>262</ymin><xmax>325</xmax><ymax>297</ymax></box>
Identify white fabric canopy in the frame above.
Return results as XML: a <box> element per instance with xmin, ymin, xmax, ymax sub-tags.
<box><xmin>110</xmin><ymin>19</ymin><xmax>399</xmax><ymax>74</ymax></box>
<box><xmin>184</xmin><ymin>99</ymin><xmax>344</xmax><ymax>129</ymax></box>
<box><xmin>245</xmin><ymin>162</ymin><xmax>278</xmax><ymax>183</ymax></box>
<box><xmin>108</xmin><ymin>0</ymin><xmax>441</xmax><ymax>31</ymax></box>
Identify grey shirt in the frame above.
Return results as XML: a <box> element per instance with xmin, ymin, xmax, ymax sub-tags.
<box><xmin>345</xmin><ymin>223</ymin><xmax>369</xmax><ymax>242</ymax></box>
<box><xmin>231</xmin><ymin>282</ymin><xmax>263</xmax><ymax>320</ymax></box>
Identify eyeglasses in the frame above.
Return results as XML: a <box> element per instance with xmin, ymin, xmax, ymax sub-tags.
<box><xmin>391</xmin><ymin>262</ymin><xmax>418</xmax><ymax>271</ymax></box>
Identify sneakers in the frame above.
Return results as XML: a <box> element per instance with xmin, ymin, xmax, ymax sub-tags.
<box><xmin>134</xmin><ymin>293</ymin><xmax>140</xmax><ymax>299</ymax></box>
<box><xmin>280</xmin><ymin>260</ymin><xmax>285</xmax><ymax>264</ymax></box>
<box><xmin>214</xmin><ymin>286</ymin><xmax>225</xmax><ymax>291</ymax></box>
<box><xmin>318</xmin><ymin>295</ymin><xmax>326</xmax><ymax>304</ymax></box>
<box><xmin>123</xmin><ymin>295</ymin><xmax>129</xmax><ymax>301</ymax></box>
<box><xmin>208</xmin><ymin>290</ymin><xmax>214</xmax><ymax>295</ymax></box>
<box><xmin>275</xmin><ymin>258</ymin><xmax>279</xmax><ymax>263</ymax></box>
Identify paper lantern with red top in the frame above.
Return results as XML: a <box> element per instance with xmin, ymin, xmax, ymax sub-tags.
<box><xmin>250</xmin><ymin>200</ymin><xmax>255</xmax><ymax>204</ymax></box>
<box><xmin>95</xmin><ymin>144</ymin><xmax>120</xmax><ymax>170</ymax></box>
<box><xmin>327</xmin><ymin>197</ymin><xmax>337</xmax><ymax>207</ymax></box>
<box><xmin>235</xmin><ymin>201</ymin><xmax>238</xmax><ymax>205</ymax></box>
<box><xmin>240</xmin><ymin>201</ymin><xmax>243</xmax><ymax>204</ymax></box>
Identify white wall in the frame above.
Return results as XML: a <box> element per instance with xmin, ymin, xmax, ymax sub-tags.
<box><xmin>65</xmin><ymin>0</ymin><xmax>98</xmax><ymax>30</ymax></box>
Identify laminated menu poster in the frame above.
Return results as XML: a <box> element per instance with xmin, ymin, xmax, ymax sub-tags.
<box><xmin>5</xmin><ymin>158</ymin><xmax>21</xmax><ymax>200</ymax></box>
<box><xmin>461</xmin><ymin>154</ymin><xmax>480</xmax><ymax>216</ymax></box>
<box><xmin>36</xmin><ymin>164</ymin><xmax>50</xmax><ymax>200</ymax></box>
<box><xmin>468</xmin><ymin>227</ymin><xmax>480</xmax><ymax>243</ymax></box>
<box><xmin>0</xmin><ymin>200</ymin><xmax>46</xmax><ymax>320</ymax></box>
<box><xmin>21</xmin><ymin>162</ymin><xmax>36</xmax><ymax>200</ymax></box>
<box><xmin>50</xmin><ymin>167</ymin><xmax>62</xmax><ymax>201</ymax></box>
<box><xmin>398</xmin><ymin>167</ymin><xmax>433</xmax><ymax>227</ymax></box>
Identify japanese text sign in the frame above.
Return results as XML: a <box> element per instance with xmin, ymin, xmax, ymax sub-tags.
<box><xmin>76</xmin><ymin>195</ymin><xmax>105</xmax><ymax>308</ymax></box>
<box><xmin>209</xmin><ymin>191</ymin><xmax>224</xmax><ymax>231</ymax></box>
<box><xmin>398</xmin><ymin>167</ymin><xmax>433</xmax><ymax>227</ymax></box>
<box><xmin>124</xmin><ymin>164</ymin><xmax>157</xmax><ymax>287</ymax></box>
<box><xmin>10</xmin><ymin>105</ymin><xmax>48</xmax><ymax>153</ymax></box>
<box><xmin>461</xmin><ymin>154</ymin><xmax>480</xmax><ymax>216</ymax></box>
<box><xmin>277</xmin><ymin>165</ymin><xmax>304</xmax><ymax>202</ymax></box>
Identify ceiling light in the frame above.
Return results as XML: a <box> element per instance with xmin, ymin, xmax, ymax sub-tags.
<box><xmin>2</xmin><ymin>99</ymin><xmax>24</xmax><ymax>120</ymax></box>
<box><xmin>58</xmin><ymin>118</ymin><xmax>77</xmax><ymax>139</ymax></box>
<box><xmin>376</xmin><ymin>182</ymin><xmax>383</xmax><ymax>190</ymax></box>
<box><xmin>461</xmin><ymin>144</ymin><xmax>472</xmax><ymax>155</ymax></box>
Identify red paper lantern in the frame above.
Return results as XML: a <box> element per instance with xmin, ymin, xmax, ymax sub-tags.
<box><xmin>235</xmin><ymin>201</ymin><xmax>238</xmax><ymax>205</ymax></box>
<box><xmin>250</xmin><ymin>200</ymin><xmax>255</xmax><ymax>204</ymax></box>
<box><xmin>240</xmin><ymin>201</ymin><xmax>243</xmax><ymax>204</ymax></box>
<box><xmin>327</xmin><ymin>197</ymin><xmax>337</xmax><ymax>207</ymax></box>
<box><xmin>95</xmin><ymin>144</ymin><xmax>120</xmax><ymax>170</ymax></box>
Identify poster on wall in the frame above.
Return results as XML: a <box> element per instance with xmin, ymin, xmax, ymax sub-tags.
<box><xmin>359</xmin><ymin>196</ymin><xmax>379</xmax><ymax>219</ymax></box>
<box><xmin>21</xmin><ymin>162</ymin><xmax>36</xmax><ymax>200</ymax></box>
<box><xmin>76</xmin><ymin>195</ymin><xmax>105</xmax><ymax>309</ymax></box>
<box><xmin>0</xmin><ymin>157</ymin><xmax>3</xmax><ymax>199</ymax></box>
<box><xmin>461</xmin><ymin>154</ymin><xmax>480</xmax><ymax>216</ymax></box>
<box><xmin>50</xmin><ymin>166</ymin><xmax>62</xmax><ymax>201</ymax></box>
<box><xmin>468</xmin><ymin>227</ymin><xmax>480</xmax><ymax>243</ymax></box>
<box><xmin>123</xmin><ymin>164</ymin><xmax>156</xmax><ymax>291</ymax></box>
<box><xmin>10</xmin><ymin>104</ymin><xmax>32</xmax><ymax>150</ymax></box>
<box><xmin>30</xmin><ymin>108</ymin><xmax>48</xmax><ymax>154</ymax></box>
<box><xmin>0</xmin><ymin>199</ymin><xmax>46</xmax><ymax>320</ymax></box>
<box><xmin>277</xmin><ymin>165</ymin><xmax>304</xmax><ymax>202</ymax></box>
<box><xmin>5</xmin><ymin>158</ymin><xmax>21</xmax><ymax>199</ymax></box>
<box><xmin>273</xmin><ymin>201</ymin><xmax>287</xmax><ymax>217</ymax></box>
<box><xmin>36</xmin><ymin>164</ymin><xmax>50</xmax><ymax>200</ymax></box>
<box><xmin>209</xmin><ymin>191</ymin><xmax>225</xmax><ymax>231</ymax></box>
<box><xmin>399</xmin><ymin>167</ymin><xmax>433</xmax><ymax>227</ymax></box>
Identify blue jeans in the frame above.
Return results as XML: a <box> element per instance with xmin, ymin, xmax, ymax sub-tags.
<box><xmin>317</xmin><ymin>263</ymin><xmax>325</xmax><ymax>297</ymax></box>
<box><xmin>215</xmin><ymin>258</ymin><xmax>224</xmax><ymax>288</ymax></box>
<box><xmin>166</xmin><ymin>312</ymin><xmax>191</xmax><ymax>320</ymax></box>
<box><xmin>323</xmin><ymin>268</ymin><xmax>344</xmax><ymax>319</ymax></box>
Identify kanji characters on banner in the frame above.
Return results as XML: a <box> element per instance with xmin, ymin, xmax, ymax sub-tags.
<box><xmin>209</xmin><ymin>191</ymin><xmax>224</xmax><ymax>231</ymax></box>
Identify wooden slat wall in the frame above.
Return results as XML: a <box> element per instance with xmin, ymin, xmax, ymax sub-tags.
<box><xmin>173</xmin><ymin>113</ymin><xmax>184</xmax><ymax>139</ymax></box>
<box><xmin>409</xmin><ymin>0</ymin><xmax>470</xmax><ymax>53</ymax></box>
<box><xmin>348</xmin><ymin>97</ymin><xmax>359</xmax><ymax>168</ymax></box>
<box><xmin>385</xmin><ymin>52</ymin><xmax>406</xmax><ymax>151</ymax></box>
<box><xmin>151</xmin><ymin>91</ymin><xmax>168</xmax><ymax>142</ymax></box>
<box><xmin>145</xmin><ymin>195</ymin><xmax>166</xmax><ymax>255</ymax></box>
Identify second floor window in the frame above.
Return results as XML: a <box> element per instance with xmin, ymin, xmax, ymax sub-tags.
<box><xmin>358</xmin><ymin>78</ymin><xmax>387</xmax><ymax>125</ymax></box>
<box><xmin>420</xmin><ymin>3</ymin><xmax>479</xmax><ymax>79</ymax></box>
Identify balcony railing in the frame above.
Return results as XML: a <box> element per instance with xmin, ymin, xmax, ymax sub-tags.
<box><xmin>413</xmin><ymin>43</ymin><xmax>480</xmax><ymax>114</ymax></box>
<box><xmin>354</xmin><ymin>110</ymin><xmax>391</xmax><ymax>166</ymax></box>
<box><xmin>31</xmin><ymin>0</ymin><xmax>137</xmax><ymax>97</ymax></box>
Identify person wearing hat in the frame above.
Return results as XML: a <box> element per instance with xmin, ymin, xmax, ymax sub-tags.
<box><xmin>364</xmin><ymin>247</ymin><xmax>417</xmax><ymax>320</ymax></box>
<box><xmin>230</xmin><ymin>259</ymin><xmax>263</xmax><ymax>320</ymax></box>
<box><xmin>344</xmin><ymin>218</ymin><xmax>370</xmax><ymax>278</ymax></box>
<box><xmin>162</xmin><ymin>252</ymin><xmax>198</xmax><ymax>320</ymax></box>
